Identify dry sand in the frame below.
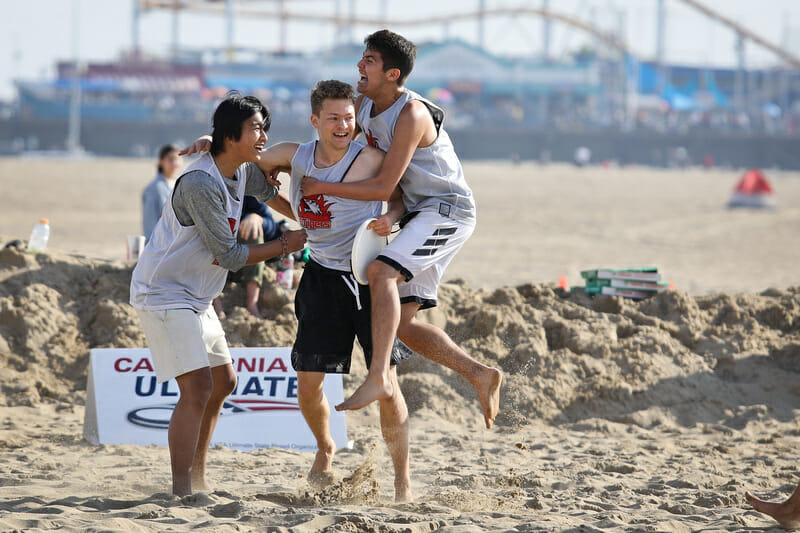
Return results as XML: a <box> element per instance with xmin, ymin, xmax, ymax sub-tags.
<box><xmin>1</xmin><ymin>156</ymin><xmax>800</xmax><ymax>531</ymax></box>
<box><xmin>2</xmin><ymin>156</ymin><xmax>799</xmax><ymax>294</ymax></box>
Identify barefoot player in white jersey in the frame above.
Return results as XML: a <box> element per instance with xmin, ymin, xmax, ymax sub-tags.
<box><xmin>182</xmin><ymin>80</ymin><xmax>413</xmax><ymax>502</ymax></box>
<box><xmin>301</xmin><ymin>30</ymin><xmax>502</xmax><ymax>428</ymax></box>
<box><xmin>131</xmin><ymin>94</ymin><xmax>306</xmax><ymax>497</ymax></box>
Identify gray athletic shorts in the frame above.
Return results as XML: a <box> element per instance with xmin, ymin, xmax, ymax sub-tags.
<box><xmin>377</xmin><ymin>210</ymin><xmax>475</xmax><ymax>310</ymax></box>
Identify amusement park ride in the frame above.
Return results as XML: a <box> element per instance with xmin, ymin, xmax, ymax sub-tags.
<box><xmin>38</xmin><ymin>1</ymin><xmax>799</xmax><ymax>161</ymax></box>
<box><xmin>132</xmin><ymin>0</ymin><xmax>800</xmax><ymax>68</ymax></box>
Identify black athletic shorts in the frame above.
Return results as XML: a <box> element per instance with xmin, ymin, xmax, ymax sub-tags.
<box><xmin>291</xmin><ymin>260</ymin><xmax>408</xmax><ymax>373</ymax></box>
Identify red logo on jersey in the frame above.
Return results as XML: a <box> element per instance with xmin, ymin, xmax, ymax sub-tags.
<box><xmin>298</xmin><ymin>195</ymin><xmax>333</xmax><ymax>230</ymax></box>
<box><xmin>211</xmin><ymin>218</ymin><xmax>238</xmax><ymax>265</ymax></box>
<box><xmin>364</xmin><ymin>129</ymin><xmax>380</xmax><ymax>148</ymax></box>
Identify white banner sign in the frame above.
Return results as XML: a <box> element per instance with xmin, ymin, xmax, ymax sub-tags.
<box><xmin>83</xmin><ymin>347</ymin><xmax>348</xmax><ymax>452</ymax></box>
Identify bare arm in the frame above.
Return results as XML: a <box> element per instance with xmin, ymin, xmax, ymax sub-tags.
<box><xmin>178</xmin><ymin>135</ymin><xmax>212</xmax><ymax>156</ymax></box>
<box><xmin>241</xmin><ymin>180</ymin><xmax>305</xmax><ymax>265</ymax></box>
<box><xmin>353</xmin><ymin>95</ymin><xmax>364</xmax><ymax>139</ymax></box>
<box><xmin>300</xmin><ymin>100</ymin><xmax>433</xmax><ymax>201</ymax></box>
<box><xmin>242</xmin><ymin>175</ymin><xmax>306</xmax><ymax>266</ymax></box>
<box><xmin>180</xmin><ymin>136</ymin><xmax>293</xmax><ymax>189</ymax></box>
<box><xmin>256</xmin><ymin>143</ymin><xmax>298</xmax><ymax>221</ymax></box>
<box><xmin>340</xmin><ymin>145</ymin><xmax>405</xmax><ymax>236</ymax></box>
<box><xmin>266</xmin><ymin>191</ymin><xmax>295</xmax><ymax>221</ymax></box>
<box><xmin>243</xmin><ymin>229</ymin><xmax>306</xmax><ymax>265</ymax></box>
<box><xmin>370</xmin><ymin>187</ymin><xmax>406</xmax><ymax>237</ymax></box>
<box><xmin>385</xmin><ymin>187</ymin><xmax>406</xmax><ymax>225</ymax></box>
<box><xmin>253</xmin><ymin>142</ymin><xmax>298</xmax><ymax>186</ymax></box>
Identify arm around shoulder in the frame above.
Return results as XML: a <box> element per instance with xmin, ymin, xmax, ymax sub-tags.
<box><xmin>255</xmin><ymin>142</ymin><xmax>299</xmax><ymax>176</ymax></box>
<box><xmin>266</xmin><ymin>192</ymin><xmax>295</xmax><ymax>221</ymax></box>
<box><xmin>342</xmin><ymin>145</ymin><xmax>385</xmax><ymax>183</ymax></box>
<box><xmin>342</xmin><ymin>101</ymin><xmax>429</xmax><ymax>196</ymax></box>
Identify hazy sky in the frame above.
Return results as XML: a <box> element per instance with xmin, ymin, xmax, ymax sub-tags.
<box><xmin>2</xmin><ymin>0</ymin><xmax>800</xmax><ymax>100</ymax></box>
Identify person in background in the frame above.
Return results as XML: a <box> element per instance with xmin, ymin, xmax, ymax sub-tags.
<box><xmin>142</xmin><ymin>143</ymin><xmax>182</xmax><ymax>241</ymax></box>
<box><xmin>212</xmin><ymin>196</ymin><xmax>288</xmax><ymax>319</ymax></box>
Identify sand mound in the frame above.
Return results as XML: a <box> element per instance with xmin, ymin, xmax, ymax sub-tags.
<box><xmin>430</xmin><ymin>281</ymin><xmax>800</xmax><ymax>429</ymax></box>
<box><xmin>2</xmin><ymin>245</ymin><xmax>798</xmax><ymax>432</ymax></box>
<box><xmin>3</xmin><ymin>244</ymin><xmax>800</xmax><ymax>531</ymax></box>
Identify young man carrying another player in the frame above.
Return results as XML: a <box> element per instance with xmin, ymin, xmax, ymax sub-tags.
<box><xmin>130</xmin><ymin>94</ymin><xmax>306</xmax><ymax>496</ymax></box>
<box><xmin>301</xmin><ymin>30</ymin><xmax>502</xmax><ymax>428</ymax></box>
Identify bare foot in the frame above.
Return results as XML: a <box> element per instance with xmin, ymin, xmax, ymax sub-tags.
<box><xmin>311</xmin><ymin>444</ymin><xmax>335</xmax><ymax>472</ymax></box>
<box><xmin>395</xmin><ymin>478</ymin><xmax>413</xmax><ymax>503</ymax></box>
<box><xmin>335</xmin><ymin>378</ymin><xmax>393</xmax><ymax>411</ymax></box>
<box><xmin>746</xmin><ymin>491</ymin><xmax>800</xmax><ymax>530</ymax></box>
<box><xmin>191</xmin><ymin>474</ymin><xmax>212</xmax><ymax>493</ymax></box>
<box><xmin>306</xmin><ymin>442</ymin><xmax>336</xmax><ymax>489</ymax></box>
<box><xmin>308</xmin><ymin>470</ymin><xmax>339</xmax><ymax>490</ymax></box>
<box><xmin>172</xmin><ymin>477</ymin><xmax>191</xmax><ymax>498</ymax></box>
<box><xmin>472</xmin><ymin>367</ymin><xmax>502</xmax><ymax>429</ymax></box>
<box><xmin>245</xmin><ymin>304</ymin><xmax>263</xmax><ymax>319</ymax></box>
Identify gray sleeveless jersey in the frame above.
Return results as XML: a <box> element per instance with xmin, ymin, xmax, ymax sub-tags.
<box><xmin>130</xmin><ymin>153</ymin><xmax>247</xmax><ymax>312</ymax></box>
<box><xmin>290</xmin><ymin>140</ymin><xmax>383</xmax><ymax>271</ymax></box>
<box><xmin>357</xmin><ymin>89</ymin><xmax>475</xmax><ymax>221</ymax></box>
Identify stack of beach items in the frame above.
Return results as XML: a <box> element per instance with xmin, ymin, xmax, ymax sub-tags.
<box><xmin>581</xmin><ymin>267</ymin><xmax>670</xmax><ymax>300</ymax></box>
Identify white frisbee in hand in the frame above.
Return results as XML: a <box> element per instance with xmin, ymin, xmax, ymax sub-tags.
<box><xmin>351</xmin><ymin>218</ymin><xmax>388</xmax><ymax>285</ymax></box>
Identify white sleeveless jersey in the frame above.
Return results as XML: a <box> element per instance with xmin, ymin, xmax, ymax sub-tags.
<box><xmin>357</xmin><ymin>89</ymin><xmax>475</xmax><ymax>221</ymax></box>
<box><xmin>290</xmin><ymin>140</ymin><xmax>383</xmax><ymax>271</ymax></box>
<box><xmin>130</xmin><ymin>153</ymin><xmax>246</xmax><ymax>312</ymax></box>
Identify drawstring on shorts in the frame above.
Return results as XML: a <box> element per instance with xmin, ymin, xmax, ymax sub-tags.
<box><xmin>341</xmin><ymin>274</ymin><xmax>362</xmax><ymax>311</ymax></box>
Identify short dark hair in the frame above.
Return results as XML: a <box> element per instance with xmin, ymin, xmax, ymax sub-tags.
<box><xmin>156</xmin><ymin>143</ymin><xmax>179</xmax><ymax>173</ymax></box>
<box><xmin>210</xmin><ymin>92</ymin><xmax>271</xmax><ymax>156</ymax></box>
<box><xmin>309</xmin><ymin>80</ymin><xmax>356</xmax><ymax>116</ymax></box>
<box><xmin>364</xmin><ymin>29</ymin><xmax>417</xmax><ymax>86</ymax></box>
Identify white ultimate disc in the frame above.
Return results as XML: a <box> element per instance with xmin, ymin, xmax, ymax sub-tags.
<box><xmin>351</xmin><ymin>218</ymin><xmax>388</xmax><ymax>285</ymax></box>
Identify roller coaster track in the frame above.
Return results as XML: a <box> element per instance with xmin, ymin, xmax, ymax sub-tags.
<box><xmin>139</xmin><ymin>2</ymin><xmax>631</xmax><ymax>56</ymax></box>
<box><xmin>139</xmin><ymin>0</ymin><xmax>800</xmax><ymax>67</ymax></box>
<box><xmin>675</xmin><ymin>0</ymin><xmax>800</xmax><ymax>68</ymax></box>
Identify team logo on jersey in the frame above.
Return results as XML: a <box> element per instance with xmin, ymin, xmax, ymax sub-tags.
<box><xmin>298</xmin><ymin>195</ymin><xmax>334</xmax><ymax>229</ymax></box>
<box><xmin>212</xmin><ymin>218</ymin><xmax>238</xmax><ymax>265</ymax></box>
<box><xmin>365</xmin><ymin>129</ymin><xmax>380</xmax><ymax>149</ymax></box>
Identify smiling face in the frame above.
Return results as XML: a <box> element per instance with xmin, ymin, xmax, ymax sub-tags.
<box><xmin>311</xmin><ymin>98</ymin><xmax>356</xmax><ymax>150</ymax></box>
<box><xmin>229</xmin><ymin>112</ymin><xmax>268</xmax><ymax>162</ymax></box>
<box><xmin>356</xmin><ymin>48</ymin><xmax>396</xmax><ymax>96</ymax></box>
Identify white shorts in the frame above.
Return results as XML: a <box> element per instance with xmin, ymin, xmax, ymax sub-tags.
<box><xmin>135</xmin><ymin>307</ymin><xmax>232</xmax><ymax>383</ymax></box>
<box><xmin>377</xmin><ymin>210</ymin><xmax>475</xmax><ymax>310</ymax></box>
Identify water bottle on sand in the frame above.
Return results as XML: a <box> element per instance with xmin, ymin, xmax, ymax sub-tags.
<box><xmin>276</xmin><ymin>253</ymin><xmax>294</xmax><ymax>289</ymax></box>
<box><xmin>27</xmin><ymin>218</ymin><xmax>50</xmax><ymax>253</ymax></box>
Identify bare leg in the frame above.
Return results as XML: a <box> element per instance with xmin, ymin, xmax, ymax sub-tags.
<box><xmin>379</xmin><ymin>368</ymin><xmax>411</xmax><ymax>502</ymax></box>
<box><xmin>336</xmin><ymin>261</ymin><xmax>404</xmax><ymax>411</ymax></box>
<box><xmin>170</xmin><ymin>368</ymin><xmax>213</xmax><ymax>496</ymax></box>
<box><xmin>746</xmin><ymin>483</ymin><xmax>800</xmax><ymax>530</ymax></box>
<box><xmin>244</xmin><ymin>280</ymin><xmax>263</xmax><ymax>319</ymax></box>
<box><xmin>397</xmin><ymin>302</ymin><xmax>502</xmax><ymax>429</ymax></box>
<box><xmin>297</xmin><ymin>371</ymin><xmax>337</xmax><ymax>487</ymax></box>
<box><xmin>190</xmin><ymin>364</ymin><xmax>237</xmax><ymax>492</ymax></box>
